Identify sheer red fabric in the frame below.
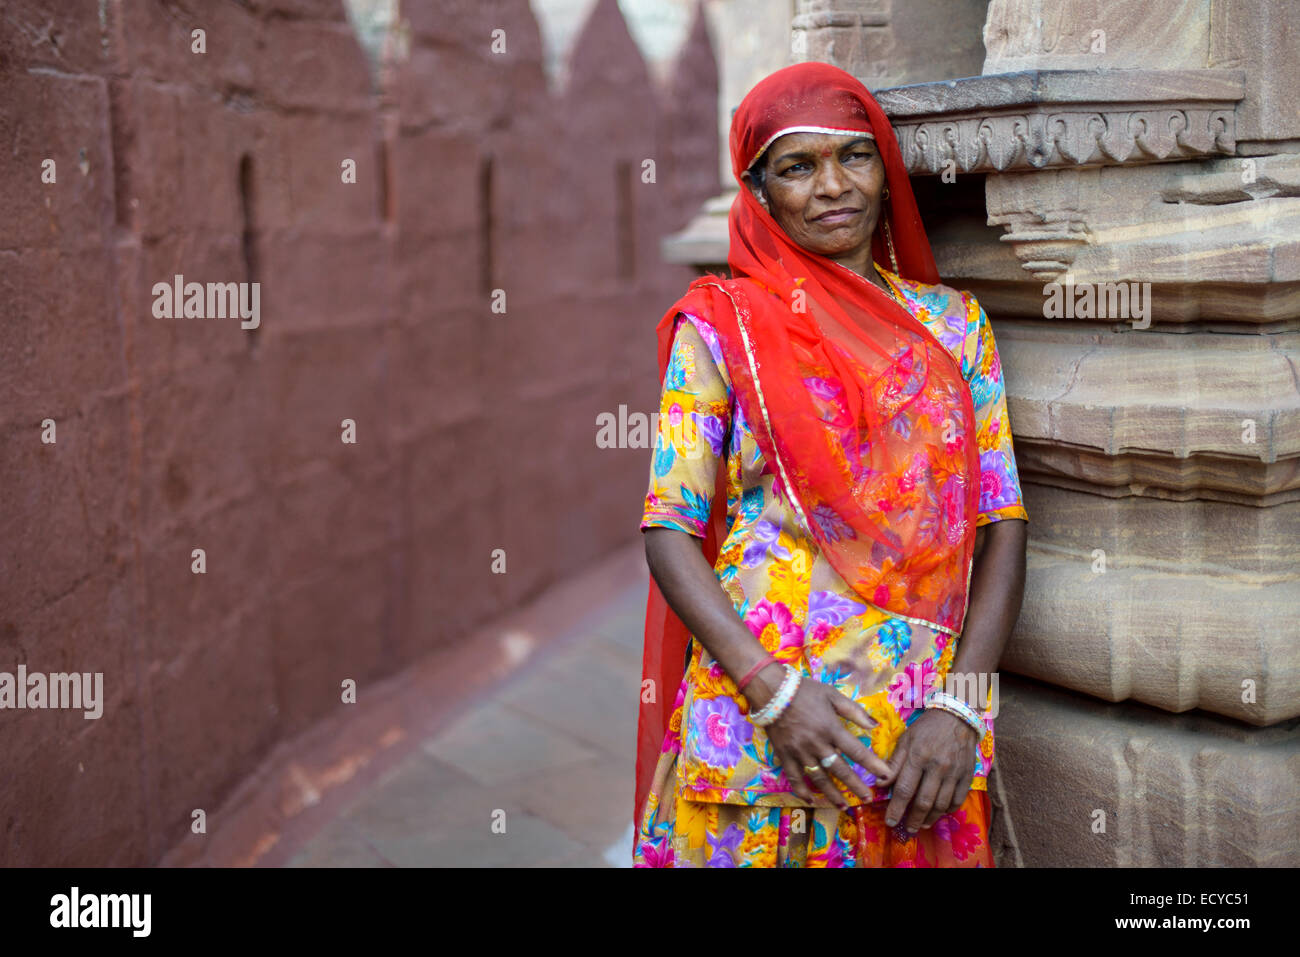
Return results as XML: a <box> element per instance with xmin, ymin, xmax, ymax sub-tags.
<box><xmin>635</xmin><ymin>63</ymin><xmax>980</xmax><ymax>828</ymax></box>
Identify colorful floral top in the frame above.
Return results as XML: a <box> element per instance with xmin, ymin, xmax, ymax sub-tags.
<box><xmin>640</xmin><ymin>266</ymin><xmax>1028</xmax><ymax>809</ymax></box>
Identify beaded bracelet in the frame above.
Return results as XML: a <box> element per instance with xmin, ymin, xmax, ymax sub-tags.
<box><xmin>923</xmin><ymin>689</ymin><xmax>986</xmax><ymax>738</ymax></box>
<box><xmin>750</xmin><ymin>665</ymin><xmax>801</xmax><ymax>727</ymax></box>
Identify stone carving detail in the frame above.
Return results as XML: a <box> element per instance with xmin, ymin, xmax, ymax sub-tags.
<box><xmin>990</xmin><ymin>214</ymin><xmax>1090</xmax><ymax>281</ymax></box>
<box><xmin>894</xmin><ymin>108</ymin><xmax>1235</xmax><ymax>175</ymax></box>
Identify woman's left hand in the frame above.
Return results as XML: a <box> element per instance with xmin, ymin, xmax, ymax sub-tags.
<box><xmin>882</xmin><ymin>709</ymin><xmax>981</xmax><ymax>832</ymax></box>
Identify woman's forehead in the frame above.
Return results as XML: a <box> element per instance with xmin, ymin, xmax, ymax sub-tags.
<box><xmin>767</xmin><ymin>130</ymin><xmax>872</xmax><ymax>158</ymax></box>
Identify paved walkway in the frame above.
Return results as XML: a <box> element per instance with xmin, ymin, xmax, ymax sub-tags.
<box><xmin>284</xmin><ymin>554</ymin><xmax>648</xmax><ymax>867</ymax></box>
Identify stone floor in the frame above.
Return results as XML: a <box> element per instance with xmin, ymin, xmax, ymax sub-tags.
<box><xmin>284</xmin><ymin>559</ymin><xmax>648</xmax><ymax>867</ymax></box>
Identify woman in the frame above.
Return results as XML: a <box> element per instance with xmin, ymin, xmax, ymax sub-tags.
<box><xmin>633</xmin><ymin>62</ymin><xmax>1029</xmax><ymax>868</ymax></box>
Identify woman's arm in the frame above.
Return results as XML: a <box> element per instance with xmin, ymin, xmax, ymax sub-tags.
<box><xmin>643</xmin><ymin>526</ymin><xmax>895</xmax><ymax>804</ymax></box>
<box><xmin>644</xmin><ymin>526</ymin><xmax>785</xmax><ymax>705</ymax></box>
<box><xmin>883</xmin><ymin>516</ymin><xmax>1028</xmax><ymax>830</ymax></box>
<box><xmin>950</xmin><ymin>517</ymin><xmax>1028</xmax><ymax>700</ymax></box>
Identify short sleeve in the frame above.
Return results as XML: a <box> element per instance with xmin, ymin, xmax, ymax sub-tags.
<box><xmin>962</xmin><ymin>295</ymin><xmax>1029</xmax><ymax>527</ymax></box>
<box><xmin>639</xmin><ymin>314</ymin><xmax>732</xmax><ymax>538</ymax></box>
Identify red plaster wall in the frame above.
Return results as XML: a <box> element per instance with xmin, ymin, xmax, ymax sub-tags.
<box><xmin>0</xmin><ymin>0</ymin><xmax>719</xmax><ymax>865</ymax></box>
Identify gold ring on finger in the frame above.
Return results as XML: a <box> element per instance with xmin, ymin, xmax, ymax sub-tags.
<box><xmin>802</xmin><ymin>765</ymin><xmax>822</xmax><ymax>775</ymax></box>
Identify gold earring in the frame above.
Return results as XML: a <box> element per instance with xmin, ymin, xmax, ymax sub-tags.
<box><xmin>882</xmin><ymin>185</ymin><xmax>891</xmax><ymax>200</ymax></box>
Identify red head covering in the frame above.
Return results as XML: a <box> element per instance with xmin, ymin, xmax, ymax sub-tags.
<box><xmin>634</xmin><ymin>62</ymin><xmax>979</xmax><ymax>831</ymax></box>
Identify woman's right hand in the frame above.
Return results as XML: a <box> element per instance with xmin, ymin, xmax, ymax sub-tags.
<box><xmin>749</xmin><ymin>664</ymin><xmax>895</xmax><ymax>807</ymax></box>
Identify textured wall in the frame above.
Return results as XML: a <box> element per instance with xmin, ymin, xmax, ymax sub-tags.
<box><xmin>0</xmin><ymin>0</ymin><xmax>718</xmax><ymax>865</ymax></box>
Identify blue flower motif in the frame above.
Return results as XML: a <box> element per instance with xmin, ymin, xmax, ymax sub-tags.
<box><xmin>874</xmin><ymin>618</ymin><xmax>912</xmax><ymax>667</ymax></box>
<box><xmin>652</xmin><ymin>437</ymin><xmax>675</xmax><ymax>477</ymax></box>
<box><xmin>740</xmin><ymin>486</ymin><xmax>764</xmax><ymax>524</ymax></box>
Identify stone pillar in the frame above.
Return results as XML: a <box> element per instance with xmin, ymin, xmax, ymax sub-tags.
<box><xmin>879</xmin><ymin>0</ymin><xmax>1300</xmax><ymax>866</ymax></box>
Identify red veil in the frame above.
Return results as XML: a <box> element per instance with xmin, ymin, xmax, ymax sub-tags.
<box><xmin>634</xmin><ymin>63</ymin><xmax>980</xmax><ymax>828</ymax></box>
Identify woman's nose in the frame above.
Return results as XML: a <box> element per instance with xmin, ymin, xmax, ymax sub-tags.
<box><xmin>813</xmin><ymin>161</ymin><xmax>850</xmax><ymax>198</ymax></box>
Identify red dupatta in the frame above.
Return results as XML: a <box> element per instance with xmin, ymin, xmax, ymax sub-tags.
<box><xmin>634</xmin><ymin>63</ymin><xmax>980</xmax><ymax>829</ymax></box>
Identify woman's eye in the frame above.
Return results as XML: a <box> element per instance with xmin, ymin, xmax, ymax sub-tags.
<box><xmin>780</xmin><ymin>162</ymin><xmax>811</xmax><ymax>175</ymax></box>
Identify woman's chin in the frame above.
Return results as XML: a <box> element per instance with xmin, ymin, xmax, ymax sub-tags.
<box><xmin>802</xmin><ymin>237</ymin><xmax>872</xmax><ymax>260</ymax></box>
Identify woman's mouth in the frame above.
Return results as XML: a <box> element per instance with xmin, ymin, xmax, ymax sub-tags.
<box><xmin>812</xmin><ymin>207</ymin><xmax>860</xmax><ymax>225</ymax></box>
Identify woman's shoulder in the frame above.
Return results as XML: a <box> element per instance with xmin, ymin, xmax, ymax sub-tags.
<box><xmin>888</xmin><ymin>270</ymin><xmax>980</xmax><ymax>318</ymax></box>
<box><xmin>668</xmin><ymin>307</ymin><xmax>732</xmax><ymax>391</ymax></box>
<box><xmin>885</xmin><ymin>269</ymin><xmax>987</xmax><ymax>379</ymax></box>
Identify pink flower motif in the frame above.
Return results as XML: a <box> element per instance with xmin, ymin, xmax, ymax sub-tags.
<box><xmin>912</xmin><ymin>395</ymin><xmax>941</xmax><ymax>420</ymax></box>
<box><xmin>671</xmin><ymin>678</ymin><xmax>688</xmax><ymax>710</ymax></box>
<box><xmin>934</xmin><ymin>809</ymin><xmax>983</xmax><ymax>861</ymax></box>
<box><xmin>942</xmin><ymin>478</ymin><xmax>968</xmax><ymax>546</ymax></box>
<box><xmin>888</xmin><ymin>659</ymin><xmax>937</xmax><ymax>720</ymax></box>
<box><xmin>894</xmin><ymin>841</ymin><xmax>934</xmax><ymax>868</ymax></box>
<box><xmin>759</xmin><ymin>767</ymin><xmax>786</xmax><ymax>790</ymax></box>
<box><xmin>980</xmin><ymin>471</ymin><xmax>1004</xmax><ymax>501</ymax></box>
<box><xmin>873</xmin><ymin>584</ymin><xmax>891</xmax><ymax>607</ymax></box>
<box><xmin>667</xmin><ymin>402</ymin><xmax>684</xmax><ymax>428</ymax></box>
<box><xmin>635</xmin><ymin>838</ymin><xmax>675</xmax><ymax>868</ymax></box>
<box><xmin>807</xmin><ymin>619</ymin><xmax>833</xmax><ymax>646</ymax></box>
<box><xmin>744</xmin><ymin>599</ymin><xmax>803</xmax><ymax>651</ymax></box>
<box><xmin>810</xmin><ymin>840</ymin><xmax>844</xmax><ymax>868</ymax></box>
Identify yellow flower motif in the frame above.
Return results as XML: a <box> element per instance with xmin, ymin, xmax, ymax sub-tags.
<box><xmin>668</xmin><ymin>702</ymin><xmax>684</xmax><ymax>736</ymax></box>
<box><xmin>675</xmin><ymin>796</ymin><xmax>710</xmax><ymax>851</ymax></box>
<box><xmin>806</xmin><ymin>622</ymin><xmax>844</xmax><ymax>661</ymax></box>
<box><xmin>863</xmin><ymin>690</ymin><xmax>905</xmax><ymax>759</ymax></box>
<box><xmin>837</xmin><ymin>815</ymin><xmax>856</xmax><ymax>843</ymax></box>
<box><xmin>717</xmin><ymin>534</ymin><xmax>745</xmax><ymax>571</ymax></box>
<box><xmin>693</xmin><ymin>662</ymin><xmax>737</xmax><ymax>701</ymax></box>
<box><xmin>935</xmin><ymin>640</ymin><xmax>955</xmax><ymax>675</ymax></box>
<box><xmin>726</xmin><ymin>445</ymin><xmax>743</xmax><ymax>486</ymax></box>
<box><xmin>741</xmin><ymin>824</ymin><xmax>778</xmax><ymax>865</ymax></box>
<box><xmin>721</xmin><ymin>574</ymin><xmax>746</xmax><ymax>608</ymax></box>
<box><xmin>767</xmin><ymin>547</ymin><xmax>811</xmax><ymax>618</ymax></box>
<box><xmin>772</xmin><ymin>641</ymin><xmax>803</xmax><ymax>668</ymax></box>
<box><xmin>687</xmin><ymin>762</ymin><xmax>734</xmax><ymax>793</ymax></box>
<box><xmin>677</xmin><ymin>342</ymin><xmax>697</xmax><ymax>381</ymax></box>
<box><xmin>980</xmin><ymin>731</ymin><xmax>994</xmax><ymax>758</ymax></box>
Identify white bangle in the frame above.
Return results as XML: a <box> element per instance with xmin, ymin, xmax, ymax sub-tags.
<box><xmin>923</xmin><ymin>689</ymin><xmax>986</xmax><ymax>738</ymax></box>
<box><xmin>750</xmin><ymin>665</ymin><xmax>801</xmax><ymax>727</ymax></box>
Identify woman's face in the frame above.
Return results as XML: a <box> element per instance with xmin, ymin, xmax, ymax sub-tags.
<box><xmin>744</xmin><ymin>131</ymin><xmax>886</xmax><ymax>264</ymax></box>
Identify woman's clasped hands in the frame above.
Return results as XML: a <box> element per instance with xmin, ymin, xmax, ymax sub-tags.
<box><xmin>750</xmin><ymin>663</ymin><xmax>980</xmax><ymax>833</ymax></box>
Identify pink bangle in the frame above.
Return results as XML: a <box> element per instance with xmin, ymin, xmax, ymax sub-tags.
<box><xmin>737</xmin><ymin>654</ymin><xmax>777</xmax><ymax>692</ymax></box>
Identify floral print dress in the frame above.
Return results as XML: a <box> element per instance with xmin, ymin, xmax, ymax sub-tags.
<box><xmin>635</xmin><ymin>266</ymin><xmax>1028</xmax><ymax>867</ymax></box>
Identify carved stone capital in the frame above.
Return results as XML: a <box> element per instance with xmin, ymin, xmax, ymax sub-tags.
<box><xmin>877</xmin><ymin>70</ymin><xmax>1244</xmax><ymax>176</ymax></box>
<box><xmin>894</xmin><ymin>107</ymin><xmax>1236</xmax><ymax>176</ymax></box>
